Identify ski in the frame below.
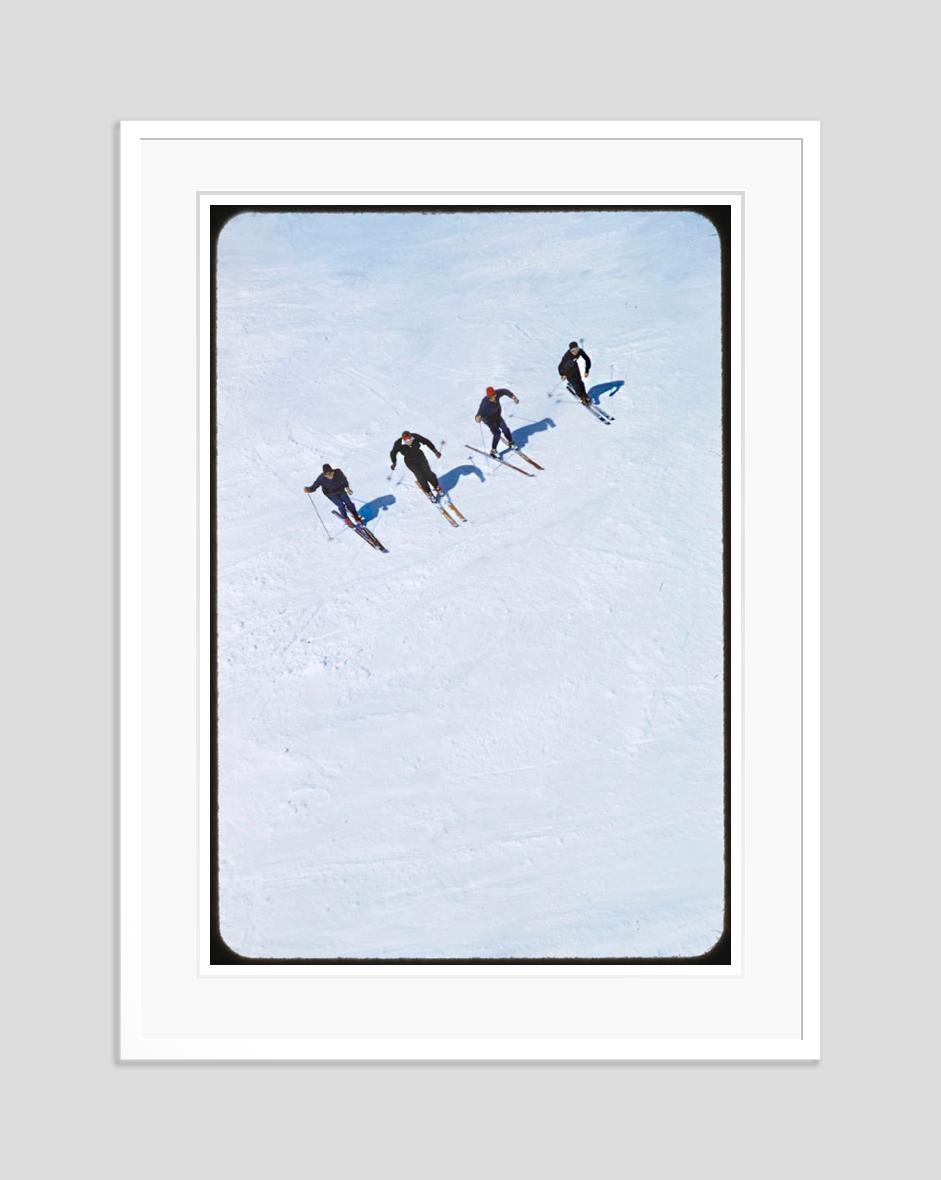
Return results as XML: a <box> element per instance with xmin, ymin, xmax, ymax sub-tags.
<box><xmin>567</xmin><ymin>382</ymin><xmax>614</xmax><ymax>424</ymax></box>
<box><xmin>465</xmin><ymin>444</ymin><xmax>535</xmax><ymax>476</ymax></box>
<box><xmin>442</xmin><ymin>495</ymin><xmax>466</xmax><ymax>522</ymax></box>
<box><xmin>579</xmin><ymin>399</ymin><xmax>614</xmax><ymax>425</ymax></box>
<box><xmin>586</xmin><ymin>404</ymin><xmax>613</xmax><ymax>424</ymax></box>
<box><xmin>357</xmin><ymin>524</ymin><xmax>388</xmax><ymax>553</ymax></box>
<box><xmin>332</xmin><ymin>509</ymin><xmax>368</xmax><ymax>529</ymax></box>
<box><xmin>414</xmin><ymin>481</ymin><xmax>460</xmax><ymax>527</ymax></box>
<box><xmin>502</xmin><ymin>446</ymin><xmax>543</xmax><ymax>470</ymax></box>
<box><xmin>331</xmin><ymin>510</ymin><xmax>389</xmax><ymax>552</ymax></box>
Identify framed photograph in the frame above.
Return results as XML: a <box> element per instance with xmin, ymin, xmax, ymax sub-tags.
<box><xmin>121</xmin><ymin>120</ymin><xmax>819</xmax><ymax>1059</ymax></box>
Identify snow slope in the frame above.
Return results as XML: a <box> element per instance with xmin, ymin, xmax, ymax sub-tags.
<box><xmin>215</xmin><ymin>209</ymin><xmax>724</xmax><ymax>959</ymax></box>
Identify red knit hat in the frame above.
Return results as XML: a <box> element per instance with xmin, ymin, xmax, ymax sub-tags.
<box><xmin>485</xmin><ymin>386</ymin><xmax>496</xmax><ymax>396</ymax></box>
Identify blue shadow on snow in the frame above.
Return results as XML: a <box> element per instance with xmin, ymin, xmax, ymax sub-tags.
<box><xmin>506</xmin><ymin>416</ymin><xmax>556</xmax><ymax>448</ymax></box>
<box><xmin>438</xmin><ymin>464</ymin><xmax>484</xmax><ymax>493</ymax></box>
<box><xmin>587</xmin><ymin>379</ymin><xmax>625</xmax><ymax>403</ymax></box>
<box><xmin>356</xmin><ymin>494</ymin><xmax>396</xmax><ymax>523</ymax></box>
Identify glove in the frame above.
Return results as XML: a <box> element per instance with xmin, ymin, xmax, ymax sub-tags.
<box><xmin>513</xmin><ymin>395</ymin><xmax>520</xmax><ymax>403</ymax></box>
<box><xmin>434</xmin><ymin>450</ymin><xmax>441</xmax><ymax>458</ymax></box>
<box><xmin>390</xmin><ymin>462</ymin><xmax>396</xmax><ymax>470</ymax></box>
<box><xmin>303</xmin><ymin>485</ymin><xmax>312</xmax><ymax>493</ymax></box>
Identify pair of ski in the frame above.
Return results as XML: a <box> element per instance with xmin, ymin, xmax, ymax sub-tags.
<box><xmin>415</xmin><ymin>482</ymin><xmax>466</xmax><ymax>527</ymax></box>
<box><xmin>567</xmin><ymin>383</ymin><xmax>615</xmax><ymax>425</ymax></box>
<box><xmin>465</xmin><ymin>443</ymin><xmax>544</xmax><ymax>477</ymax></box>
<box><xmin>331</xmin><ymin>511</ymin><xmax>389</xmax><ymax>553</ymax></box>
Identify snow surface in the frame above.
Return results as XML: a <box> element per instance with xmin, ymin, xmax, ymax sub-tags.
<box><xmin>215</xmin><ymin>209</ymin><xmax>724</xmax><ymax>959</ymax></box>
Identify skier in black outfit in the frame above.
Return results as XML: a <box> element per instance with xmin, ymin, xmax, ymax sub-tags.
<box><xmin>475</xmin><ymin>386</ymin><xmax>520</xmax><ymax>456</ymax></box>
<box><xmin>558</xmin><ymin>341</ymin><xmax>592</xmax><ymax>405</ymax></box>
<box><xmin>304</xmin><ymin>464</ymin><xmax>364</xmax><ymax>525</ymax></box>
<box><xmin>390</xmin><ymin>431</ymin><xmax>443</xmax><ymax>497</ymax></box>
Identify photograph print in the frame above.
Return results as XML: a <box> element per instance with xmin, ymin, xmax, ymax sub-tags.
<box><xmin>211</xmin><ymin>205</ymin><xmax>730</xmax><ymax>963</ymax></box>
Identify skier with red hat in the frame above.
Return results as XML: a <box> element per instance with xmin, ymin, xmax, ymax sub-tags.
<box><xmin>475</xmin><ymin>386</ymin><xmax>520</xmax><ymax>456</ymax></box>
<box><xmin>390</xmin><ymin>431</ymin><xmax>443</xmax><ymax>498</ymax></box>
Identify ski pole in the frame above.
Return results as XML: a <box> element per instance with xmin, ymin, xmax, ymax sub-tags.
<box><xmin>306</xmin><ymin>492</ymin><xmax>332</xmax><ymax>541</ymax></box>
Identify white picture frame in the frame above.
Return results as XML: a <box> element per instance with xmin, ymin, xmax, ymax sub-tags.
<box><xmin>121</xmin><ymin>120</ymin><xmax>819</xmax><ymax>1060</ymax></box>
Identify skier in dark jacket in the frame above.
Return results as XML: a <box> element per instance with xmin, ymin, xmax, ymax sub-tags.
<box><xmin>558</xmin><ymin>341</ymin><xmax>592</xmax><ymax>405</ymax></box>
<box><xmin>390</xmin><ymin>431</ymin><xmax>443</xmax><ymax>497</ymax></box>
<box><xmin>304</xmin><ymin>464</ymin><xmax>364</xmax><ymax>525</ymax></box>
<box><xmin>475</xmin><ymin>386</ymin><xmax>520</xmax><ymax>456</ymax></box>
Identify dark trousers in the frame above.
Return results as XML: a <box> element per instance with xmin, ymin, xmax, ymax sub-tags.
<box><xmin>406</xmin><ymin>456</ymin><xmax>439</xmax><ymax>495</ymax></box>
<box><xmin>328</xmin><ymin>491</ymin><xmax>358</xmax><ymax>521</ymax></box>
<box><xmin>486</xmin><ymin>416</ymin><xmax>513</xmax><ymax>448</ymax></box>
<box><xmin>565</xmin><ymin>370</ymin><xmax>589</xmax><ymax>402</ymax></box>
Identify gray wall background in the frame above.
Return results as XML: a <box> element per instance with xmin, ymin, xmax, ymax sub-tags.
<box><xmin>6</xmin><ymin>2</ymin><xmax>935</xmax><ymax>1174</ymax></box>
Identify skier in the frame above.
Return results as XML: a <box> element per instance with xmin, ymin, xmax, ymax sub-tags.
<box><xmin>475</xmin><ymin>386</ymin><xmax>520</xmax><ymax>456</ymax></box>
<box><xmin>390</xmin><ymin>431</ymin><xmax>444</xmax><ymax>497</ymax></box>
<box><xmin>558</xmin><ymin>341</ymin><xmax>592</xmax><ymax>405</ymax></box>
<box><xmin>303</xmin><ymin>464</ymin><xmax>364</xmax><ymax>526</ymax></box>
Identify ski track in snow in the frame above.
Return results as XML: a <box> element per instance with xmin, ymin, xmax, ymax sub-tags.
<box><xmin>215</xmin><ymin>210</ymin><xmax>724</xmax><ymax>959</ymax></box>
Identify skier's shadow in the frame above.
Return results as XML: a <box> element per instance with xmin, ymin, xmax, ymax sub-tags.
<box><xmin>357</xmin><ymin>494</ymin><xmax>396</xmax><ymax>523</ymax></box>
<box><xmin>587</xmin><ymin>379</ymin><xmax>625</xmax><ymax>403</ymax></box>
<box><xmin>439</xmin><ymin>464</ymin><xmax>484</xmax><ymax>493</ymax></box>
<box><xmin>508</xmin><ymin>416</ymin><xmax>555</xmax><ymax>447</ymax></box>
